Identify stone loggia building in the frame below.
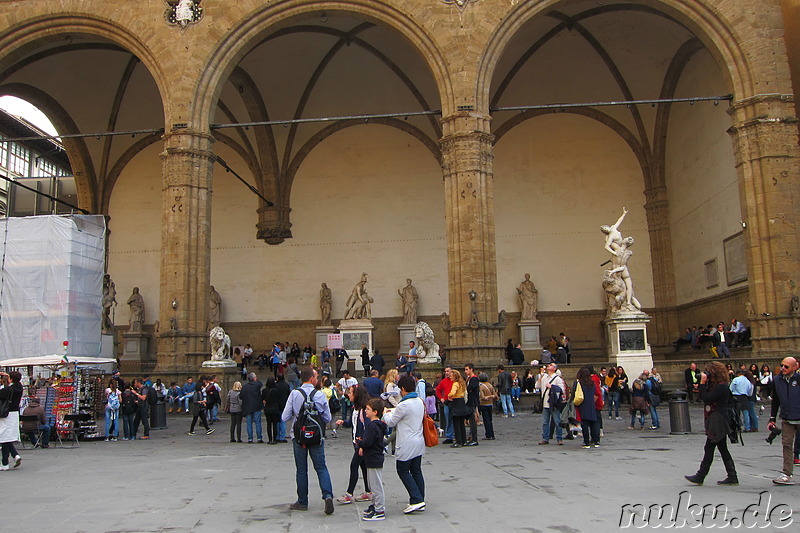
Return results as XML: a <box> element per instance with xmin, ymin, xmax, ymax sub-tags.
<box><xmin>0</xmin><ymin>0</ymin><xmax>797</xmax><ymax>370</ymax></box>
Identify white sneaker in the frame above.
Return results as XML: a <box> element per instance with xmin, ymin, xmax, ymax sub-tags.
<box><xmin>12</xmin><ymin>455</ymin><xmax>21</xmax><ymax>469</ymax></box>
<box><xmin>773</xmin><ymin>474</ymin><xmax>795</xmax><ymax>485</ymax></box>
<box><xmin>403</xmin><ymin>502</ymin><xmax>426</xmax><ymax>514</ymax></box>
<box><xmin>0</xmin><ymin>464</ymin><xmax>9</xmax><ymax>471</ymax></box>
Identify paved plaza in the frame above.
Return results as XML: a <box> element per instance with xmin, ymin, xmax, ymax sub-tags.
<box><xmin>5</xmin><ymin>405</ymin><xmax>798</xmax><ymax>532</ymax></box>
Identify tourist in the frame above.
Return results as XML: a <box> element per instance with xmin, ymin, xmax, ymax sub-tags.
<box><xmin>768</xmin><ymin>357</ymin><xmax>800</xmax><ymax>485</ymax></box>
<box><xmin>463</xmin><ymin>363</ymin><xmax>480</xmax><ymax>445</ymax></box>
<box><xmin>363</xmin><ymin>370</ymin><xmax>383</xmax><ymax>399</ymax></box>
<box><xmin>335</xmin><ymin>384</ymin><xmax>372</xmax><ymax>505</ymax></box>
<box><xmin>539</xmin><ymin>363</ymin><xmax>565</xmax><ymax>445</ymax></box>
<box><xmin>166</xmin><ymin>381</ymin><xmax>182</xmax><ymax>412</ymax></box>
<box><xmin>605</xmin><ymin>367</ymin><xmax>620</xmax><ymax>419</ymax></box>
<box><xmin>179</xmin><ymin>376</ymin><xmax>195</xmax><ymax>412</ymax></box>
<box><xmin>447</xmin><ymin>369</ymin><xmax>470</xmax><ymax>448</ymax></box>
<box><xmin>628</xmin><ymin>373</ymin><xmax>649</xmax><ymax>429</ymax></box>
<box><xmin>616</xmin><ymin>366</ymin><xmax>630</xmax><ymax>405</ymax></box>
<box><xmin>744</xmin><ymin>370</ymin><xmax>759</xmax><ymax>432</ymax></box>
<box><xmin>522</xmin><ymin>368</ymin><xmax>536</xmax><ymax>394</ymax></box>
<box><xmin>575</xmin><ymin>367</ymin><xmax>600</xmax><ymax>448</ymax></box>
<box><xmin>273</xmin><ymin>375</ymin><xmax>291</xmax><ymax>443</ymax></box>
<box><xmin>206</xmin><ymin>375</ymin><xmax>222</xmax><ymax>424</ymax></box>
<box><xmin>383</xmin><ymin>375</ymin><xmax>426</xmax><ymax>514</ymax></box>
<box><xmin>120</xmin><ymin>384</ymin><xmax>137</xmax><ymax>440</ymax></box>
<box><xmin>383</xmin><ymin>369</ymin><xmax>400</xmax><ymax>408</ymax></box>
<box><xmin>712</xmin><ymin>322</ymin><xmax>731</xmax><ymax>359</ymax></box>
<box><xmin>395</xmin><ymin>351</ymin><xmax>409</xmax><ymax>375</ymax></box>
<box><xmin>685</xmin><ymin>363</ymin><xmax>701</xmax><ymax>403</ymax></box>
<box><xmin>435</xmin><ymin>366</ymin><xmax>455</xmax><ymax>443</ymax></box>
<box><xmin>131</xmin><ymin>378</ymin><xmax>152</xmax><ymax>440</ymax></box>
<box><xmin>286</xmin><ymin>356</ymin><xmax>301</xmax><ymax>391</ymax></box>
<box><xmin>645</xmin><ymin>368</ymin><xmax>662</xmax><ymax>430</ymax></box>
<box><xmin>187</xmin><ymin>380</ymin><xmax>214</xmax><ymax>436</ymax></box>
<box><xmin>337</xmin><ymin>370</ymin><xmax>359</xmax><ymax>424</ymax></box>
<box><xmin>0</xmin><ymin>371</ymin><xmax>23</xmax><ymax>470</ymax></box>
<box><xmin>241</xmin><ymin>372</ymin><xmax>264</xmax><ymax>443</ymax></box>
<box><xmin>730</xmin><ymin>369</ymin><xmax>753</xmax><ymax>432</ymax></box>
<box><xmin>226</xmin><ymin>381</ymin><xmax>243</xmax><ymax>443</ymax></box>
<box><xmin>104</xmin><ymin>379</ymin><xmax>121</xmax><ymax>441</ymax></box>
<box><xmin>21</xmin><ymin>397</ymin><xmax>50</xmax><ymax>448</ymax></box>
<box><xmin>370</xmin><ymin>349</ymin><xmax>385</xmax><ymax>377</ymax></box>
<box><xmin>361</xmin><ymin>343</ymin><xmax>371</xmax><ymax>378</ymax></box>
<box><xmin>510</xmin><ymin>370</ymin><xmax>521</xmax><ymax>401</ymax></box>
<box><xmin>685</xmin><ymin>361</ymin><xmax>738</xmax><ymax>486</ymax></box>
<box><xmin>359</xmin><ymin>398</ymin><xmax>388</xmax><ymax>521</ymax></box>
<box><xmin>478</xmin><ymin>372</ymin><xmax>497</xmax><ymax>440</ymax></box>
<box><xmin>282</xmin><ymin>367</ymin><xmax>334</xmax><ymax>514</ymax></box>
<box><xmin>495</xmin><ymin>365</ymin><xmax>514</xmax><ymax>417</ymax></box>
<box><xmin>261</xmin><ymin>378</ymin><xmax>282</xmax><ymax>444</ymax></box>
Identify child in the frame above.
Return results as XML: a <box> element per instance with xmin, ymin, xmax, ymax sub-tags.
<box><xmin>359</xmin><ymin>398</ymin><xmax>388</xmax><ymax>521</ymax></box>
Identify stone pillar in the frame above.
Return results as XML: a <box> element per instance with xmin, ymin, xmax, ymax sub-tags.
<box><xmin>439</xmin><ymin>111</ymin><xmax>503</xmax><ymax>365</ymax></box>
<box><xmin>728</xmin><ymin>94</ymin><xmax>800</xmax><ymax>355</ymax></box>
<box><xmin>643</xmin><ymin>185</ymin><xmax>678</xmax><ymax>348</ymax></box>
<box><xmin>156</xmin><ymin>129</ymin><xmax>215</xmax><ymax>371</ymax></box>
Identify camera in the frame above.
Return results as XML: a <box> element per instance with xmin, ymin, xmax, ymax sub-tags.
<box><xmin>766</xmin><ymin>426</ymin><xmax>782</xmax><ymax>444</ymax></box>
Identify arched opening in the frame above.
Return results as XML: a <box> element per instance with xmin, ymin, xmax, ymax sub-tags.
<box><xmin>486</xmin><ymin>1</ymin><xmax>743</xmax><ymax>351</ymax></box>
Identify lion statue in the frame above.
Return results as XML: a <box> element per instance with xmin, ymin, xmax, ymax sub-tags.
<box><xmin>414</xmin><ymin>321</ymin><xmax>441</xmax><ymax>363</ymax></box>
<box><xmin>209</xmin><ymin>326</ymin><xmax>231</xmax><ymax>360</ymax></box>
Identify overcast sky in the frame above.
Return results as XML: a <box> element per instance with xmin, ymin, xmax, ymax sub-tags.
<box><xmin>0</xmin><ymin>95</ymin><xmax>58</xmax><ymax>136</ymax></box>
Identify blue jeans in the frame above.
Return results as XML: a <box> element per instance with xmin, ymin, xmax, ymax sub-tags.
<box><xmin>211</xmin><ymin>403</ymin><xmax>220</xmax><ymax>421</ymax></box>
<box><xmin>292</xmin><ymin>438</ymin><xmax>333</xmax><ymax>506</ymax></box>
<box><xmin>246</xmin><ymin>411</ymin><xmax>263</xmax><ymax>441</ymax></box>
<box><xmin>442</xmin><ymin>404</ymin><xmax>454</xmax><ymax>440</ymax></box>
<box><xmin>396</xmin><ymin>455</ymin><xmax>425</xmax><ymax>504</ymax></box>
<box><xmin>608</xmin><ymin>392</ymin><xmax>620</xmax><ymax>417</ymax></box>
<box><xmin>541</xmin><ymin>407</ymin><xmax>562</xmax><ymax>442</ymax></box>
<box><xmin>277</xmin><ymin>420</ymin><xmax>286</xmax><ymax>441</ymax></box>
<box><xmin>179</xmin><ymin>394</ymin><xmax>192</xmax><ymax>411</ymax></box>
<box><xmin>743</xmin><ymin>400</ymin><xmax>758</xmax><ymax>431</ymax></box>
<box><xmin>499</xmin><ymin>393</ymin><xmax>515</xmax><ymax>416</ymax></box>
<box><xmin>105</xmin><ymin>406</ymin><xmax>119</xmax><ymax>437</ymax></box>
<box><xmin>649</xmin><ymin>405</ymin><xmax>660</xmax><ymax>428</ymax></box>
<box><xmin>27</xmin><ymin>424</ymin><xmax>51</xmax><ymax>446</ymax></box>
<box><xmin>511</xmin><ymin>387</ymin><xmax>521</xmax><ymax>400</ymax></box>
<box><xmin>122</xmin><ymin>413</ymin><xmax>135</xmax><ymax>439</ymax></box>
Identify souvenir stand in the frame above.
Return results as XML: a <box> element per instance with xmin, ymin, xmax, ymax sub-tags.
<box><xmin>2</xmin><ymin>355</ymin><xmax>116</xmax><ymax>441</ymax></box>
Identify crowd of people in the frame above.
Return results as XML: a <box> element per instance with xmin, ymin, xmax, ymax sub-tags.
<box><xmin>673</xmin><ymin>319</ymin><xmax>750</xmax><ymax>354</ymax></box>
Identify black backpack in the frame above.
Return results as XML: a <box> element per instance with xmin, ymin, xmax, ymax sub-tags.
<box><xmin>121</xmin><ymin>390</ymin><xmax>137</xmax><ymax>414</ymax></box>
<box><xmin>293</xmin><ymin>389</ymin><xmax>323</xmax><ymax>447</ymax></box>
<box><xmin>727</xmin><ymin>391</ymin><xmax>744</xmax><ymax>445</ymax></box>
<box><xmin>328</xmin><ymin>389</ymin><xmax>341</xmax><ymax>414</ymax></box>
<box><xmin>145</xmin><ymin>386</ymin><xmax>158</xmax><ymax>406</ymax></box>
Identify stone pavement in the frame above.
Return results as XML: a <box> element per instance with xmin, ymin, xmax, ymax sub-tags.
<box><xmin>4</xmin><ymin>405</ymin><xmax>798</xmax><ymax>532</ymax></box>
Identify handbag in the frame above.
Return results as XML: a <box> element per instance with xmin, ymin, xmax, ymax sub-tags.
<box><xmin>573</xmin><ymin>382</ymin><xmax>584</xmax><ymax>406</ymax></box>
<box><xmin>422</xmin><ymin>413</ymin><xmax>439</xmax><ymax>447</ymax></box>
<box><xmin>0</xmin><ymin>396</ymin><xmax>10</xmax><ymax>418</ymax></box>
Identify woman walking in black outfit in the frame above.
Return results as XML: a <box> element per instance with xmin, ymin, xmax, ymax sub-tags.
<box><xmin>187</xmin><ymin>381</ymin><xmax>214</xmax><ymax>436</ymax></box>
<box><xmin>685</xmin><ymin>361</ymin><xmax>738</xmax><ymax>485</ymax></box>
<box><xmin>262</xmin><ymin>378</ymin><xmax>282</xmax><ymax>444</ymax></box>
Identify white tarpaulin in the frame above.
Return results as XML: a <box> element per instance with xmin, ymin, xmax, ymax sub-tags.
<box><xmin>0</xmin><ymin>215</ymin><xmax>106</xmax><ymax>360</ymax></box>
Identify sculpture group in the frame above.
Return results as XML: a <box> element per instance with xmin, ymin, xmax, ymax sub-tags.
<box><xmin>344</xmin><ymin>272</ymin><xmax>373</xmax><ymax>320</ymax></box>
<box><xmin>601</xmin><ymin>207</ymin><xmax>642</xmax><ymax>314</ymax></box>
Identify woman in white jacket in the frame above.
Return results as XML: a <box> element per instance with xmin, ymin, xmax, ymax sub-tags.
<box><xmin>383</xmin><ymin>375</ymin><xmax>426</xmax><ymax>514</ymax></box>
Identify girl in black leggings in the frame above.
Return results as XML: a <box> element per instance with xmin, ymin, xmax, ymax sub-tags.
<box><xmin>335</xmin><ymin>384</ymin><xmax>372</xmax><ymax>504</ymax></box>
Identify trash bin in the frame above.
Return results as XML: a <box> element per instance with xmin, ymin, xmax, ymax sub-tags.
<box><xmin>150</xmin><ymin>397</ymin><xmax>167</xmax><ymax>430</ymax></box>
<box><xmin>668</xmin><ymin>389</ymin><xmax>691</xmax><ymax>434</ymax></box>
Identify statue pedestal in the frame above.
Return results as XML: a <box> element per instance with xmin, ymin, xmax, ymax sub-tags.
<box><xmin>605</xmin><ymin>312</ymin><xmax>653</xmax><ymax>374</ymax></box>
<box><xmin>314</xmin><ymin>326</ymin><xmax>336</xmax><ymax>353</ymax></box>
<box><xmin>101</xmin><ymin>333</ymin><xmax>115</xmax><ymax>359</ymax></box>
<box><xmin>201</xmin><ymin>359</ymin><xmax>237</xmax><ymax>368</ymax></box>
<box><xmin>398</xmin><ymin>324</ymin><xmax>416</xmax><ymax>354</ymax></box>
<box><xmin>338</xmin><ymin>319</ymin><xmax>373</xmax><ymax>371</ymax></box>
<box><xmin>122</xmin><ymin>332</ymin><xmax>150</xmax><ymax>362</ymax></box>
<box><xmin>518</xmin><ymin>321</ymin><xmax>541</xmax><ymax>351</ymax></box>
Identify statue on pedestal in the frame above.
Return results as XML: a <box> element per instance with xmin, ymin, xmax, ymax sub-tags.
<box><xmin>209</xmin><ymin>326</ymin><xmax>232</xmax><ymax>360</ymax></box>
<box><xmin>516</xmin><ymin>273</ymin><xmax>538</xmax><ymax>321</ymax></box>
<box><xmin>320</xmin><ymin>283</ymin><xmax>332</xmax><ymax>326</ymax></box>
<box><xmin>398</xmin><ymin>278</ymin><xmax>419</xmax><ymax>324</ymax></box>
<box><xmin>126</xmin><ymin>287</ymin><xmax>145</xmax><ymax>332</ymax></box>
<box><xmin>102</xmin><ymin>274</ymin><xmax>117</xmax><ymax>333</ymax></box>
<box><xmin>208</xmin><ymin>285</ymin><xmax>222</xmax><ymax>328</ymax></box>
<box><xmin>601</xmin><ymin>208</ymin><xmax>642</xmax><ymax>313</ymax></box>
<box><xmin>344</xmin><ymin>272</ymin><xmax>372</xmax><ymax>320</ymax></box>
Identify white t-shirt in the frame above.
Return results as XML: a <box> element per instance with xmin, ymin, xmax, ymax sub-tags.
<box><xmin>338</xmin><ymin>376</ymin><xmax>358</xmax><ymax>391</ymax></box>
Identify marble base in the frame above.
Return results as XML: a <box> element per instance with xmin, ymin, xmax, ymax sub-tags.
<box><xmin>314</xmin><ymin>326</ymin><xmax>336</xmax><ymax>353</ymax></box>
<box><xmin>122</xmin><ymin>332</ymin><xmax>149</xmax><ymax>361</ymax></box>
<box><xmin>201</xmin><ymin>359</ymin><xmax>237</xmax><ymax>368</ymax></box>
<box><xmin>101</xmin><ymin>333</ymin><xmax>115</xmax><ymax>359</ymax></box>
<box><xmin>338</xmin><ymin>320</ymin><xmax>374</xmax><ymax>359</ymax></box>
<box><xmin>398</xmin><ymin>324</ymin><xmax>416</xmax><ymax>354</ymax></box>
<box><xmin>605</xmin><ymin>312</ymin><xmax>653</xmax><ymax>373</ymax></box>
<box><xmin>518</xmin><ymin>321</ymin><xmax>541</xmax><ymax>351</ymax></box>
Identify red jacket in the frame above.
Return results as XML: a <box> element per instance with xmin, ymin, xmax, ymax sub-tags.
<box><xmin>435</xmin><ymin>377</ymin><xmax>453</xmax><ymax>402</ymax></box>
<box><xmin>591</xmin><ymin>374</ymin><xmax>604</xmax><ymax>409</ymax></box>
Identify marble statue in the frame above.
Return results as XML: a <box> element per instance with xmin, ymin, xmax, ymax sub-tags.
<box><xmin>745</xmin><ymin>301</ymin><xmax>756</xmax><ymax>318</ymax></box>
<box><xmin>516</xmin><ymin>273</ymin><xmax>538</xmax><ymax>321</ymax></box>
<box><xmin>414</xmin><ymin>321</ymin><xmax>441</xmax><ymax>363</ymax></box>
<box><xmin>344</xmin><ymin>272</ymin><xmax>372</xmax><ymax>320</ymax></box>
<box><xmin>176</xmin><ymin>0</ymin><xmax>195</xmax><ymax>26</ymax></box>
<box><xmin>102</xmin><ymin>274</ymin><xmax>117</xmax><ymax>332</ymax></box>
<box><xmin>126</xmin><ymin>287</ymin><xmax>145</xmax><ymax>332</ymax></box>
<box><xmin>601</xmin><ymin>208</ymin><xmax>641</xmax><ymax>313</ymax></box>
<box><xmin>398</xmin><ymin>278</ymin><xmax>419</xmax><ymax>324</ymax></box>
<box><xmin>440</xmin><ymin>312</ymin><xmax>451</xmax><ymax>330</ymax></box>
<box><xmin>208</xmin><ymin>285</ymin><xmax>222</xmax><ymax>327</ymax></box>
<box><xmin>320</xmin><ymin>283</ymin><xmax>332</xmax><ymax>326</ymax></box>
<box><xmin>209</xmin><ymin>326</ymin><xmax>232</xmax><ymax>360</ymax></box>
<box><xmin>469</xmin><ymin>290</ymin><xmax>479</xmax><ymax>326</ymax></box>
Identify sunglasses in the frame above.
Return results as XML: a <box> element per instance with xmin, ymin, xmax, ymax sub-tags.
<box><xmin>780</xmin><ymin>364</ymin><xmax>792</xmax><ymax>369</ymax></box>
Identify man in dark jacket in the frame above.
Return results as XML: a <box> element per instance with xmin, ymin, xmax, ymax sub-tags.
<box><xmin>684</xmin><ymin>363</ymin><xmax>701</xmax><ymax>403</ymax></box>
<box><xmin>370</xmin><ymin>350</ymin><xmax>385</xmax><ymax>377</ymax></box>
<box><xmin>21</xmin><ymin>397</ymin><xmax>50</xmax><ymax>447</ymax></box>
<box><xmin>769</xmin><ymin>357</ymin><xmax>800</xmax><ymax>485</ymax></box>
<box><xmin>496</xmin><ymin>365</ymin><xmax>514</xmax><ymax>417</ymax></box>
<box><xmin>510</xmin><ymin>344</ymin><xmax>525</xmax><ymax>365</ymax></box>
<box><xmin>358</xmin><ymin>398</ymin><xmax>388</xmax><ymax>521</ymax></box>
<box><xmin>241</xmin><ymin>372</ymin><xmax>264</xmax><ymax>443</ymax></box>
<box><xmin>464</xmin><ymin>363</ymin><xmax>480</xmax><ymax>445</ymax></box>
<box><xmin>712</xmin><ymin>322</ymin><xmax>731</xmax><ymax>359</ymax></box>
<box><xmin>273</xmin><ymin>375</ymin><xmax>291</xmax><ymax>443</ymax></box>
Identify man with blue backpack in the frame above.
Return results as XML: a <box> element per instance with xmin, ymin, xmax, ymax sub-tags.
<box><xmin>282</xmin><ymin>367</ymin><xmax>334</xmax><ymax>515</ymax></box>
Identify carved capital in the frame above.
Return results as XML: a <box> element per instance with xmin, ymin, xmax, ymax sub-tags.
<box><xmin>257</xmin><ymin>204</ymin><xmax>293</xmax><ymax>244</ymax></box>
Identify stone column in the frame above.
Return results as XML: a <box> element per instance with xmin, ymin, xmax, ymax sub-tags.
<box><xmin>728</xmin><ymin>94</ymin><xmax>800</xmax><ymax>355</ymax></box>
<box><xmin>643</xmin><ymin>185</ymin><xmax>678</xmax><ymax>348</ymax></box>
<box><xmin>439</xmin><ymin>111</ymin><xmax>503</xmax><ymax>365</ymax></box>
<box><xmin>156</xmin><ymin>129</ymin><xmax>215</xmax><ymax>371</ymax></box>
